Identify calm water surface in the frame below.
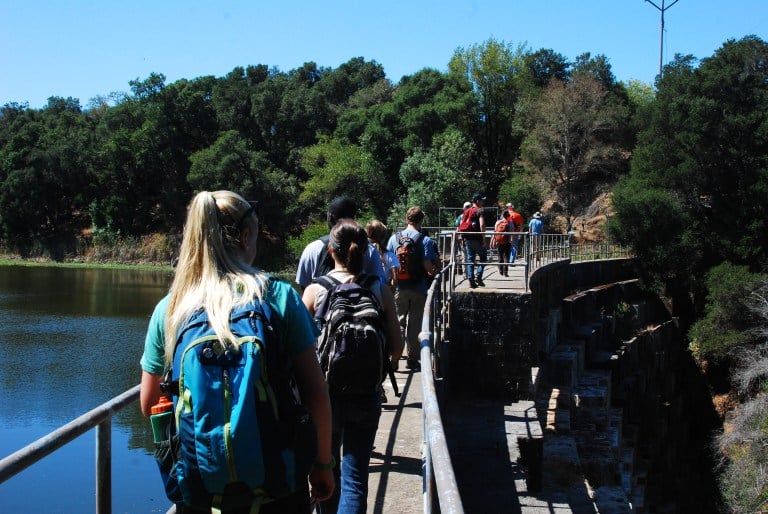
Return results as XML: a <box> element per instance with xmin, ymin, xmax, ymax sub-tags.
<box><xmin>0</xmin><ymin>265</ymin><xmax>174</xmax><ymax>513</ymax></box>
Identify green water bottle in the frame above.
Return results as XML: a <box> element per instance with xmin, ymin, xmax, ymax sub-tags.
<box><xmin>150</xmin><ymin>396</ymin><xmax>173</xmax><ymax>443</ymax></box>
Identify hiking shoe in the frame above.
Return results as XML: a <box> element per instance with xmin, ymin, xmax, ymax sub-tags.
<box><xmin>476</xmin><ymin>277</ymin><xmax>485</xmax><ymax>287</ymax></box>
<box><xmin>469</xmin><ymin>278</ymin><xmax>477</xmax><ymax>288</ymax></box>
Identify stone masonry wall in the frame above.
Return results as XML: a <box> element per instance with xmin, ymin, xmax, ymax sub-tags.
<box><xmin>449</xmin><ymin>291</ymin><xmax>535</xmax><ymax>401</ymax></box>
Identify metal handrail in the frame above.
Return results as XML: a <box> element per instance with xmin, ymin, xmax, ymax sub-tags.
<box><xmin>0</xmin><ymin>384</ymin><xmax>140</xmax><ymax>514</ymax></box>
<box><xmin>420</xmin><ymin>270</ymin><xmax>464</xmax><ymax>514</ymax></box>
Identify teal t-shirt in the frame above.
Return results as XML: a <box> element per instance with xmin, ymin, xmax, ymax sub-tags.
<box><xmin>139</xmin><ymin>277</ymin><xmax>318</xmax><ymax>376</ymax></box>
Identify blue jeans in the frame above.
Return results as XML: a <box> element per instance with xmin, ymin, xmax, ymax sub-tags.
<box><xmin>463</xmin><ymin>237</ymin><xmax>487</xmax><ymax>280</ymax></box>
<box><xmin>509</xmin><ymin>236</ymin><xmax>519</xmax><ymax>263</ymax></box>
<box><xmin>317</xmin><ymin>393</ymin><xmax>381</xmax><ymax>514</ymax></box>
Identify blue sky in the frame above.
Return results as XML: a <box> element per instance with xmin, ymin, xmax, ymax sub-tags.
<box><xmin>2</xmin><ymin>0</ymin><xmax>766</xmax><ymax>109</ymax></box>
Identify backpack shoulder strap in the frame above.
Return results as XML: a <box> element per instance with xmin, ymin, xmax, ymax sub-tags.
<box><xmin>316</xmin><ymin>235</ymin><xmax>333</xmax><ymax>277</ymax></box>
<box><xmin>312</xmin><ymin>274</ymin><xmax>343</xmax><ymax>321</ymax></box>
<box><xmin>312</xmin><ymin>274</ymin><xmax>342</xmax><ymax>291</ymax></box>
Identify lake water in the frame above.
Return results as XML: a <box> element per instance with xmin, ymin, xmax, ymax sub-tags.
<box><xmin>0</xmin><ymin>265</ymin><xmax>174</xmax><ymax>513</ymax></box>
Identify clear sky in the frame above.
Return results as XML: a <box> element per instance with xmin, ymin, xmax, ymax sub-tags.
<box><xmin>2</xmin><ymin>0</ymin><xmax>766</xmax><ymax>109</ymax></box>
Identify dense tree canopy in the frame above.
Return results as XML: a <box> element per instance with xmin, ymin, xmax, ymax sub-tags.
<box><xmin>448</xmin><ymin>38</ymin><xmax>525</xmax><ymax>191</ymax></box>
<box><xmin>611</xmin><ymin>36</ymin><xmax>768</xmax><ymax>296</ymax></box>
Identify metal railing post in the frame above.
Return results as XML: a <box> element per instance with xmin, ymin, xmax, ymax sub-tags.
<box><xmin>0</xmin><ymin>384</ymin><xmax>140</xmax><ymax>512</ymax></box>
<box><xmin>96</xmin><ymin>418</ymin><xmax>112</xmax><ymax>514</ymax></box>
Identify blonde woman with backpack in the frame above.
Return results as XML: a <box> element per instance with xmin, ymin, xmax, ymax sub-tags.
<box><xmin>302</xmin><ymin>218</ymin><xmax>403</xmax><ymax>514</ymax></box>
<box><xmin>140</xmin><ymin>190</ymin><xmax>334</xmax><ymax>513</ymax></box>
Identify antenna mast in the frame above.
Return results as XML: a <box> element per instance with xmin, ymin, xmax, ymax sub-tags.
<box><xmin>645</xmin><ymin>0</ymin><xmax>680</xmax><ymax>78</ymax></box>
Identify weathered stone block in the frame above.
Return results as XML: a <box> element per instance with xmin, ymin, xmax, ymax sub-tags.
<box><xmin>570</xmin><ymin>324</ymin><xmax>598</xmax><ymax>362</ymax></box>
<box><xmin>592</xmin><ymin>485</ymin><xmax>631</xmax><ymax>513</ymax></box>
<box><xmin>547</xmin><ymin>349</ymin><xmax>578</xmax><ymax>388</ymax></box>
<box><xmin>542</xmin><ymin>435</ymin><xmax>583</xmax><ymax>489</ymax></box>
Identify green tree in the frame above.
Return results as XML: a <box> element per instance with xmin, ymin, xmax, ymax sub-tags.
<box><xmin>449</xmin><ymin>38</ymin><xmax>526</xmax><ymax>188</ymax></box>
<box><xmin>188</xmin><ymin>130</ymin><xmax>300</xmax><ymax>265</ymax></box>
<box><xmin>335</xmin><ymin>67</ymin><xmax>474</xmax><ymax>202</ymax></box>
<box><xmin>93</xmin><ymin>73</ymin><xmax>218</xmax><ymax>234</ymax></box>
<box><xmin>520</xmin><ymin>48</ymin><xmax>570</xmax><ymax>89</ymax></box>
<box><xmin>497</xmin><ymin>166</ymin><xmax>544</xmax><ymax>222</ymax></box>
<box><xmin>688</xmin><ymin>263</ymin><xmax>766</xmax><ymax>364</ymax></box>
<box><xmin>390</xmin><ymin>128</ymin><xmax>480</xmax><ymax>227</ymax></box>
<box><xmin>0</xmin><ymin>98</ymin><xmax>95</xmax><ymax>256</ymax></box>
<box><xmin>612</xmin><ymin>36</ymin><xmax>768</xmax><ymax>299</ymax></box>
<box><xmin>299</xmin><ymin>136</ymin><xmax>387</xmax><ymax>217</ymax></box>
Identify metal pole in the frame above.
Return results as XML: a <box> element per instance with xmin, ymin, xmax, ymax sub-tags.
<box><xmin>96</xmin><ymin>419</ymin><xmax>112</xmax><ymax>514</ymax></box>
<box><xmin>659</xmin><ymin>1</ymin><xmax>665</xmax><ymax>76</ymax></box>
<box><xmin>645</xmin><ymin>0</ymin><xmax>680</xmax><ymax>78</ymax></box>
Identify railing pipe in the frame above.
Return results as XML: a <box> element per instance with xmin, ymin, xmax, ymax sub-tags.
<box><xmin>0</xmin><ymin>384</ymin><xmax>141</xmax><ymax>514</ymax></box>
<box><xmin>420</xmin><ymin>271</ymin><xmax>464</xmax><ymax>514</ymax></box>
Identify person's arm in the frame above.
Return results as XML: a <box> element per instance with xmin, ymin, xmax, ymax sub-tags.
<box><xmin>301</xmin><ymin>283</ymin><xmax>319</xmax><ymax>316</ymax></box>
<box><xmin>292</xmin><ymin>347</ymin><xmax>334</xmax><ymax>502</ymax></box>
<box><xmin>140</xmin><ymin>371</ymin><xmax>163</xmax><ymax>417</ymax></box>
<box><xmin>422</xmin><ymin>237</ymin><xmax>440</xmax><ymax>276</ymax></box>
<box><xmin>139</xmin><ymin>296</ymin><xmax>169</xmax><ymax>417</ymax></box>
<box><xmin>479</xmin><ymin>212</ymin><xmax>487</xmax><ymax>247</ymax></box>
<box><xmin>275</xmin><ymin>280</ymin><xmax>333</xmax><ymax>501</ymax></box>
<box><xmin>379</xmin><ymin>285</ymin><xmax>404</xmax><ymax>369</ymax></box>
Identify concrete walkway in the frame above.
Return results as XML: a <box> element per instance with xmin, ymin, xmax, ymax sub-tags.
<box><xmin>368</xmin><ymin>366</ymin><xmax>424</xmax><ymax>513</ymax></box>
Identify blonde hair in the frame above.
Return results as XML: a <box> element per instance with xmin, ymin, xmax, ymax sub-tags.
<box><xmin>164</xmin><ymin>190</ymin><xmax>266</xmax><ymax>366</ymax></box>
<box><xmin>365</xmin><ymin>219</ymin><xmax>389</xmax><ymax>250</ymax></box>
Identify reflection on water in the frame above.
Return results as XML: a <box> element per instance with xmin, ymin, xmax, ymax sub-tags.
<box><xmin>0</xmin><ymin>265</ymin><xmax>173</xmax><ymax>512</ymax></box>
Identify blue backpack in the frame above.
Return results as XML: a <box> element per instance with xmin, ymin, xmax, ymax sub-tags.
<box><xmin>158</xmin><ymin>297</ymin><xmax>316</xmax><ymax>512</ymax></box>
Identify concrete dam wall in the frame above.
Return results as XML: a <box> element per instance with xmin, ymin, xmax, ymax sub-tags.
<box><xmin>441</xmin><ymin>259</ymin><xmax>720</xmax><ymax>513</ymax></box>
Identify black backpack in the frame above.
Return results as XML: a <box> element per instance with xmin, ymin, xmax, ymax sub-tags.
<box><xmin>315</xmin><ymin>235</ymin><xmax>335</xmax><ymax>278</ymax></box>
<box><xmin>395</xmin><ymin>231</ymin><xmax>425</xmax><ymax>283</ymax></box>
<box><xmin>312</xmin><ymin>274</ymin><xmax>388</xmax><ymax>396</ymax></box>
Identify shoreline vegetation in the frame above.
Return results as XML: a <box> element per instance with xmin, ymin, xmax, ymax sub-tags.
<box><xmin>0</xmin><ymin>257</ymin><xmax>173</xmax><ymax>272</ymax></box>
<box><xmin>0</xmin><ymin>256</ymin><xmax>296</xmax><ymax>285</ymax></box>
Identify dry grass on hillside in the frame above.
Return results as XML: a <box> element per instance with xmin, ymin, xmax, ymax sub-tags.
<box><xmin>543</xmin><ymin>191</ymin><xmax>614</xmax><ymax>243</ymax></box>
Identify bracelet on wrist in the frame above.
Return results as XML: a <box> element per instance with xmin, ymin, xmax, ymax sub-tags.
<box><xmin>313</xmin><ymin>455</ymin><xmax>336</xmax><ymax>470</ymax></box>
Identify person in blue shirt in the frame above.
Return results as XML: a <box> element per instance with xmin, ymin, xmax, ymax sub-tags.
<box><xmin>296</xmin><ymin>197</ymin><xmax>386</xmax><ymax>290</ymax></box>
<box><xmin>528</xmin><ymin>211</ymin><xmax>544</xmax><ymax>234</ymax></box>
<box><xmin>528</xmin><ymin>211</ymin><xmax>544</xmax><ymax>265</ymax></box>
<box><xmin>386</xmin><ymin>206</ymin><xmax>439</xmax><ymax>371</ymax></box>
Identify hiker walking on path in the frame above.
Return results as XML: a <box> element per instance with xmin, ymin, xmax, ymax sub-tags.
<box><xmin>386</xmin><ymin>206</ymin><xmax>439</xmax><ymax>371</ymax></box>
<box><xmin>302</xmin><ymin>219</ymin><xmax>404</xmax><ymax>514</ymax></box>
<box><xmin>296</xmin><ymin>196</ymin><xmax>386</xmax><ymax>290</ymax></box>
<box><xmin>528</xmin><ymin>211</ymin><xmax>544</xmax><ymax>264</ymax></box>
<box><xmin>490</xmin><ymin>210</ymin><xmax>513</xmax><ymax>276</ymax></box>
<box><xmin>453</xmin><ymin>201</ymin><xmax>471</xmax><ymax>275</ymax></box>
<box><xmin>505</xmin><ymin>203</ymin><xmax>524</xmax><ymax>264</ymax></box>
<box><xmin>366</xmin><ymin>219</ymin><xmax>398</xmax><ymax>294</ymax></box>
<box><xmin>458</xmin><ymin>193</ymin><xmax>488</xmax><ymax>288</ymax></box>
<box><xmin>140</xmin><ymin>190</ymin><xmax>334</xmax><ymax>513</ymax></box>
